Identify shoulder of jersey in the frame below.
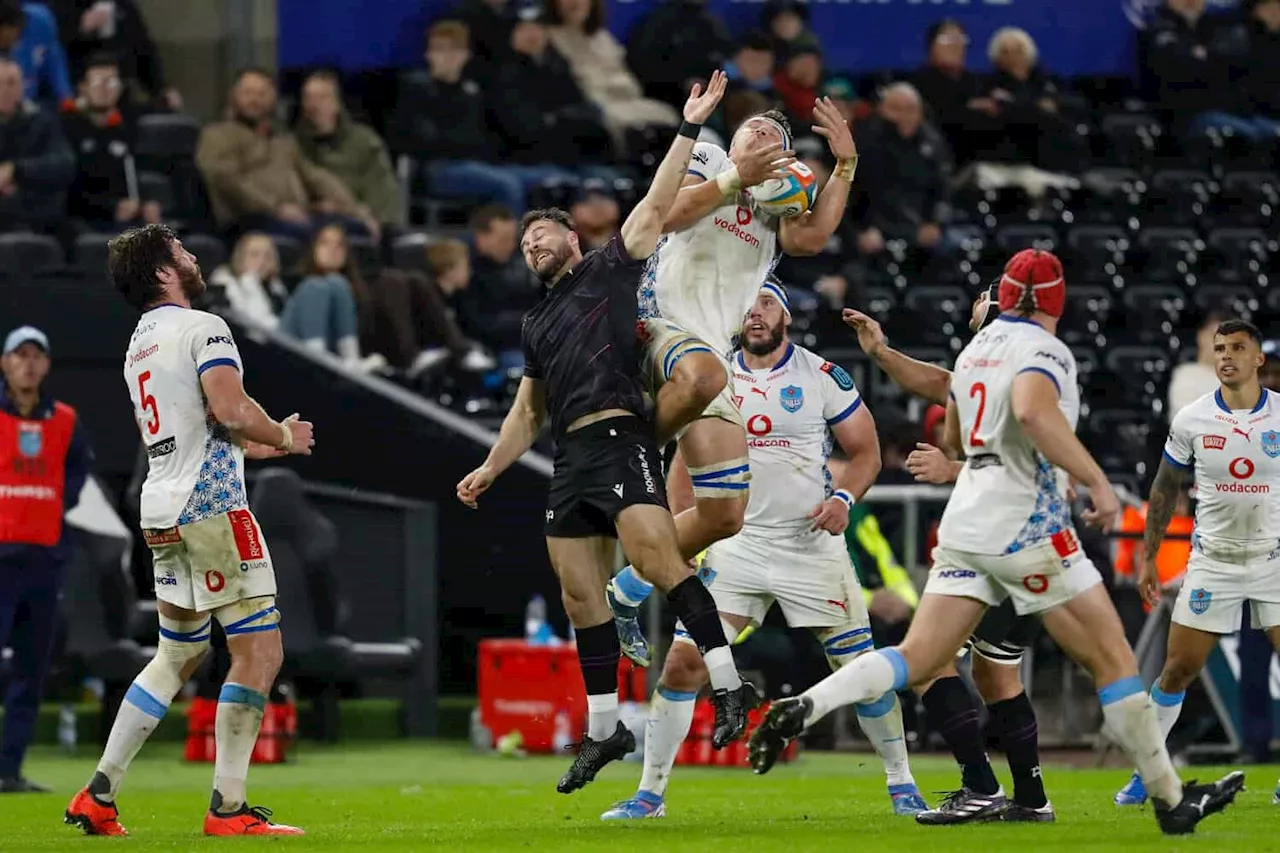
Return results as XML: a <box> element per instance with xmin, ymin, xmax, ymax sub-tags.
<box><xmin>690</xmin><ymin>141</ymin><xmax>725</xmax><ymax>168</ymax></box>
<box><xmin>798</xmin><ymin>347</ymin><xmax>857</xmax><ymax>392</ymax></box>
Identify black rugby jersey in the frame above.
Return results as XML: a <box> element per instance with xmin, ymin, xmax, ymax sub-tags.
<box><xmin>521</xmin><ymin>235</ymin><xmax>649</xmax><ymax>438</ymax></box>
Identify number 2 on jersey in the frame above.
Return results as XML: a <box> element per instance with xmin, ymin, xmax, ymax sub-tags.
<box><xmin>138</xmin><ymin>371</ymin><xmax>160</xmax><ymax>435</ymax></box>
<box><xmin>968</xmin><ymin>382</ymin><xmax>987</xmax><ymax>448</ymax></box>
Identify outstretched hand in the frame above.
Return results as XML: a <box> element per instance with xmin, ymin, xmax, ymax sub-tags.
<box><xmin>812</xmin><ymin>96</ymin><xmax>856</xmax><ymax>161</ymax></box>
<box><xmin>841</xmin><ymin>309</ymin><xmax>886</xmax><ymax>358</ymax></box>
<box><xmin>683</xmin><ymin>70</ymin><xmax>728</xmax><ymax>125</ymax></box>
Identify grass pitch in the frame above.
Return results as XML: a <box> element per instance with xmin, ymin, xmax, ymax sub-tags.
<box><xmin>2</xmin><ymin>741</ymin><xmax>1276</xmax><ymax>851</ymax></box>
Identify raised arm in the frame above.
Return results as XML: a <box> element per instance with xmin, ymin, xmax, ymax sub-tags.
<box><xmin>842</xmin><ymin>309</ymin><xmax>951</xmax><ymax>405</ymax></box>
<box><xmin>620</xmin><ymin>71</ymin><xmax>727</xmax><ymax>260</ymax></box>
<box><xmin>778</xmin><ymin>97</ymin><xmax>859</xmax><ymax>256</ymax></box>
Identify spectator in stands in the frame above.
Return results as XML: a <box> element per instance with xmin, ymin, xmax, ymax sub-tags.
<box><xmin>568</xmin><ymin>181</ymin><xmax>619</xmax><ymax>251</ymax></box>
<box><xmin>295</xmin><ymin>70</ymin><xmax>404</xmax><ymax>239</ymax></box>
<box><xmin>851</xmin><ymin>82</ymin><xmax>952</xmax><ymax>258</ymax></box>
<box><xmin>63</xmin><ymin>52</ymin><xmax>164</xmax><ymax>231</ymax></box>
<box><xmin>197</xmin><ymin>67</ymin><xmax>368</xmax><ymax>241</ymax></box>
<box><xmin>759</xmin><ymin>0</ymin><xmax>814</xmax><ymax>58</ymax></box>
<box><xmin>0</xmin><ymin>58</ymin><xmax>74</xmax><ymax>234</ymax></box>
<box><xmin>0</xmin><ymin>2</ymin><xmax>71</xmax><ymax>107</ymax></box>
<box><xmin>487</xmin><ymin>4</ymin><xmax>613</xmax><ymax>170</ymax></box>
<box><xmin>368</xmin><ymin>238</ymin><xmax>492</xmax><ymax>379</ymax></box>
<box><xmin>772</xmin><ymin>41</ymin><xmax>821</xmax><ymax>123</ymax></box>
<box><xmin>546</xmin><ymin>0</ymin><xmax>679</xmax><ymax>154</ymax></box>
<box><xmin>395</xmin><ymin>19</ymin><xmax>570</xmax><ymax>216</ymax></box>
<box><xmin>975</xmin><ymin>27</ymin><xmax>1081</xmax><ymax>172</ymax></box>
<box><xmin>458</xmin><ymin>204</ymin><xmax>537</xmax><ymax>351</ymax></box>
<box><xmin>912</xmin><ymin>19</ymin><xmax>997</xmax><ymax>165</ymax></box>
<box><xmin>207</xmin><ymin>232</ymin><xmax>288</xmax><ymax>331</ymax></box>
<box><xmin>724</xmin><ymin>30</ymin><xmax>776</xmax><ymax>99</ymax></box>
<box><xmin>46</xmin><ymin>0</ymin><xmax>179</xmax><ymax>109</ymax></box>
<box><xmin>1140</xmin><ymin>0</ymin><xmax>1260</xmax><ymax>140</ymax></box>
<box><xmin>1167</xmin><ymin>310</ymin><xmax>1225</xmax><ymax>417</ymax></box>
<box><xmin>626</xmin><ymin>0</ymin><xmax>729</xmax><ymax>109</ymax></box>
<box><xmin>280</xmin><ymin>224</ymin><xmax>370</xmax><ymax>369</ymax></box>
<box><xmin>1244</xmin><ymin>0</ymin><xmax>1280</xmax><ymax>130</ymax></box>
<box><xmin>453</xmin><ymin>0</ymin><xmax>516</xmax><ymax>72</ymax></box>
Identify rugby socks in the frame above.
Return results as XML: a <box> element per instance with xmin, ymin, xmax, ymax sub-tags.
<box><xmin>988</xmin><ymin>692</ymin><xmax>1047</xmax><ymax>808</ymax></box>
<box><xmin>638</xmin><ymin>685</ymin><xmax>698</xmax><ymax>797</ymax></box>
<box><xmin>212</xmin><ymin>683</ymin><xmax>268</xmax><ymax>814</ymax></box>
<box><xmin>923</xmin><ymin>676</ymin><xmax>1000</xmax><ymax>795</ymax></box>
<box><xmin>805</xmin><ymin>647</ymin><xmax>907</xmax><ymax>726</ymax></box>
<box><xmin>1150</xmin><ymin>682</ymin><xmax>1185</xmax><ymax>741</ymax></box>
<box><xmin>666</xmin><ymin>577</ymin><xmax>741</xmax><ymax>691</ymax></box>
<box><xmin>1099</xmin><ymin>676</ymin><xmax>1182</xmax><ymax>806</ymax></box>
<box><xmin>88</xmin><ymin>616</ymin><xmax>207</xmax><ymax>802</ymax></box>
<box><xmin>853</xmin><ymin>691</ymin><xmax>915</xmax><ymax>788</ymax></box>
<box><xmin>612</xmin><ymin>565</ymin><xmax>655</xmax><ymax>608</ymax></box>
<box><xmin>575</xmin><ymin>622</ymin><xmax>622</xmax><ymax>741</ymax></box>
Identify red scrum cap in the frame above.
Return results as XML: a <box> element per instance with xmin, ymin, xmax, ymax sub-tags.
<box><xmin>997</xmin><ymin>248</ymin><xmax>1066</xmax><ymax>318</ymax></box>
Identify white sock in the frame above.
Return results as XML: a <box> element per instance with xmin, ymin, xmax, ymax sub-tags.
<box><xmin>1150</xmin><ymin>683</ymin><xmax>1185</xmax><ymax>741</ymax></box>
<box><xmin>612</xmin><ymin>565</ymin><xmax>654</xmax><ymax>607</ymax></box>
<box><xmin>701</xmin><ymin>645</ymin><xmax>741</xmax><ymax>692</ymax></box>
<box><xmin>1100</xmin><ymin>677</ymin><xmax>1181</xmax><ymax>805</ymax></box>
<box><xmin>854</xmin><ymin>691</ymin><xmax>915</xmax><ymax>787</ymax></box>
<box><xmin>806</xmin><ymin>648</ymin><xmax>906</xmax><ymax>725</ymax></box>
<box><xmin>587</xmin><ymin>693</ymin><xmax>620</xmax><ymax>741</ymax></box>
<box><xmin>212</xmin><ymin>683</ymin><xmax>267</xmax><ymax>814</ymax></box>
<box><xmin>638</xmin><ymin>687</ymin><xmax>698</xmax><ymax>797</ymax></box>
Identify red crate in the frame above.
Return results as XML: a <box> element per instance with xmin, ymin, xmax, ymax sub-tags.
<box><xmin>183</xmin><ymin>696</ymin><xmax>297</xmax><ymax>764</ymax></box>
<box><xmin>477</xmin><ymin>639</ymin><xmax>647</xmax><ymax>753</ymax></box>
<box><xmin>675</xmin><ymin>698</ymin><xmax>799</xmax><ymax>768</ymax></box>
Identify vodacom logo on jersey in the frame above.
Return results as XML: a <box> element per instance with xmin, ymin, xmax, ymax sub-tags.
<box><xmin>746</xmin><ymin>413</ymin><xmax>790</xmax><ymax>449</ymax></box>
<box><xmin>1218</xmin><ymin>457</ymin><xmax>1270</xmax><ymax>493</ymax></box>
<box><xmin>713</xmin><ymin>206</ymin><xmax>762</xmax><ymax>248</ymax></box>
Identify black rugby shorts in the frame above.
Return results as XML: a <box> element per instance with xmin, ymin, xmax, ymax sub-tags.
<box><xmin>545</xmin><ymin>416</ymin><xmax>669</xmax><ymax>538</ymax></box>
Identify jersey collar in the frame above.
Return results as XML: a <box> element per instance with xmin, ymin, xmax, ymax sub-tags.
<box><xmin>1214</xmin><ymin>387</ymin><xmax>1269</xmax><ymax>415</ymax></box>
<box><xmin>143</xmin><ymin>302</ymin><xmax>185</xmax><ymax>313</ymax></box>
<box><xmin>995</xmin><ymin>314</ymin><xmax>1043</xmax><ymax>329</ymax></box>
<box><xmin>737</xmin><ymin>341</ymin><xmax>794</xmax><ymax>373</ymax></box>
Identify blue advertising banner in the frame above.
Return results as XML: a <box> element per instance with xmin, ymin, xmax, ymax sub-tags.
<box><xmin>278</xmin><ymin>0</ymin><xmax>1241</xmax><ymax>78</ymax></box>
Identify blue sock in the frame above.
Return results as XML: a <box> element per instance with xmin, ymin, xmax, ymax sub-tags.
<box><xmin>612</xmin><ymin>565</ymin><xmax>654</xmax><ymax>607</ymax></box>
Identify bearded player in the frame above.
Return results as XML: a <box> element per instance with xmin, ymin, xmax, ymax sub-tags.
<box><xmin>607</xmin><ymin>98</ymin><xmax>860</xmax><ymax>666</ymax></box>
<box><xmin>601</xmin><ymin>281</ymin><xmax>927</xmax><ymax>820</ymax></box>
<box><xmin>66</xmin><ymin>225</ymin><xmax>313</xmax><ymax>837</ymax></box>
<box><xmin>1113</xmin><ymin>318</ymin><xmax>1280</xmax><ymax>807</ymax></box>
<box><xmin>844</xmin><ymin>286</ymin><xmax>1054</xmax><ymax>823</ymax></box>
<box><xmin>749</xmin><ymin>249</ymin><xmax>1246</xmax><ymax>836</ymax></box>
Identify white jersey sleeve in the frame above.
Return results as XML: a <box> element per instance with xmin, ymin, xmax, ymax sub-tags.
<box><xmin>1018</xmin><ymin>337</ymin><xmax>1074</xmax><ymax>398</ymax></box>
<box><xmin>190</xmin><ymin>314</ymin><xmax>243</xmax><ymax>376</ymax></box>
<box><xmin>819</xmin><ymin>360</ymin><xmax>862</xmax><ymax>426</ymax></box>
<box><xmin>1163</xmin><ymin>405</ymin><xmax>1196</xmax><ymax>470</ymax></box>
<box><xmin>688</xmin><ymin>140</ymin><xmax>728</xmax><ymax>182</ymax></box>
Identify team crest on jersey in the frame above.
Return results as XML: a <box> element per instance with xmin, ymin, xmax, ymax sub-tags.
<box><xmin>1188</xmin><ymin>588</ymin><xmax>1212</xmax><ymax>615</ymax></box>
<box><xmin>1262</xmin><ymin>430</ymin><xmax>1280</xmax><ymax>458</ymax></box>
<box><xmin>780</xmin><ymin>385</ymin><xmax>804</xmax><ymax>413</ymax></box>
<box><xmin>1202</xmin><ymin>434</ymin><xmax>1226</xmax><ymax>451</ymax></box>
<box><xmin>17</xmin><ymin>424</ymin><xmax>41</xmax><ymax>457</ymax></box>
<box><xmin>820</xmin><ymin>361</ymin><xmax>855</xmax><ymax>392</ymax></box>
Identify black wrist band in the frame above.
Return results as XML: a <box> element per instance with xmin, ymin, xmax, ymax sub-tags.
<box><xmin>678</xmin><ymin>120</ymin><xmax>701</xmax><ymax>140</ymax></box>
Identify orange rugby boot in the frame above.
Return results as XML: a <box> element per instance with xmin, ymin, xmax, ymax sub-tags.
<box><xmin>203</xmin><ymin>805</ymin><xmax>305</xmax><ymax>836</ymax></box>
<box><xmin>64</xmin><ymin>788</ymin><xmax>128</xmax><ymax>836</ymax></box>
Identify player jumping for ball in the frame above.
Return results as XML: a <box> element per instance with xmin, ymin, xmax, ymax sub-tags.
<box><xmin>749</xmin><ymin>249</ymin><xmax>1245</xmax><ymax>836</ymax></box>
<box><xmin>66</xmin><ymin>225</ymin><xmax>314</xmax><ymax>837</ymax></box>
<box><xmin>1113</xmin><ymin>318</ymin><xmax>1280</xmax><ymax>808</ymax></box>
<box><xmin>456</xmin><ymin>72</ymin><xmax>760</xmax><ymax>795</ymax></box>
<box><xmin>601</xmin><ymin>280</ymin><xmax>928</xmax><ymax>820</ymax></box>
<box><xmin>607</xmin><ymin>99</ymin><xmax>860</xmax><ymax>667</ymax></box>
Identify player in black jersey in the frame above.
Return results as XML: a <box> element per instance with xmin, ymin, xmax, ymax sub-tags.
<box><xmin>457</xmin><ymin>71</ymin><xmax>759</xmax><ymax>796</ymax></box>
<box><xmin>838</xmin><ymin>287</ymin><xmax>1054</xmax><ymax>824</ymax></box>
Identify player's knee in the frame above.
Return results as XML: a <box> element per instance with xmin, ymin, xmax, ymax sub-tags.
<box><xmin>216</xmin><ymin>596</ymin><xmax>284</xmax><ymax>675</ymax></box>
<box><xmin>661</xmin><ymin>643</ymin><xmax>708</xmax><ymax>692</ymax></box>
<box><xmin>971</xmin><ymin>655</ymin><xmax>1024</xmax><ymax>704</ymax></box>
<box><xmin>559</xmin><ymin>585</ymin><xmax>608</xmax><ymax>628</ymax></box>
<box><xmin>671</xmin><ymin>353</ymin><xmax>726</xmax><ymax>407</ymax></box>
<box><xmin>150</xmin><ymin>613</ymin><xmax>213</xmax><ymax>685</ymax></box>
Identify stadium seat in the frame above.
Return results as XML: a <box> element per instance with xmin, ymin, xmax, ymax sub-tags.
<box><xmin>1064</xmin><ymin>224</ymin><xmax>1130</xmax><ymax>286</ymax></box>
<box><xmin>134</xmin><ymin>113</ymin><xmax>202</xmax><ymax>163</ymax></box>
<box><xmin>1146</xmin><ymin>169</ymin><xmax>1215</xmax><ymax>226</ymax></box>
<box><xmin>1204</xmin><ymin>227</ymin><xmax>1272</xmax><ymax>284</ymax></box>
<box><xmin>1074</xmin><ymin>168</ymin><xmax>1146</xmax><ymax>226</ymax></box>
<box><xmin>901</xmin><ymin>285</ymin><xmax>969</xmax><ymax>346</ymax></box>
<box><xmin>138</xmin><ymin>171</ymin><xmax>176</xmax><ymax>212</ymax></box>
<box><xmin>182</xmin><ymin>232</ymin><xmax>227</xmax><ymax>275</ymax></box>
<box><xmin>391</xmin><ymin>231</ymin><xmax>433</xmax><ymax>271</ymax></box>
<box><xmin>1059</xmin><ymin>284</ymin><xmax>1112</xmax><ymax>346</ymax></box>
<box><xmin>1098</xmin><ymin>113</ymin><xmax>1163</xmax><ymax>169</ymax></box>
<box><xmin>1069</xmin><ymin>344</ymin><xmax>1100</xmax><ymax>386</ymax></box>
<box><xmin>1216</xmin><ymin>171</ymin><xmax>1277</xmax><ymax>228</ymax></box>
<box><xmin>1104</xmin><ymin>344</ymin><xmax>1171</xmax><ymax>384</ymax></box>
<box><xmin>1120</xmin><ymin>283</ymin><xmax>1187</xmax><ymax>344</ymax></box>
<box><xmin>1086</xmin><ymin>408</ymin><xmax>1158</xmax><ymax>472</ymax></box>
<box><xmin>857</xmin><ymin>285</ymin><xmax>898</xmax><ymax>324</ymax></box>
<box><xmin>1191</xmin><ymin>282</ymin><xmax>1260</xmax><ymax>318</ymax></box>
<box><xmin>346</xmin><ymin>234</ymin><xmax>382</xmax><ymax>275</ymax></box>
<box><xmin>73</xmin><ymin>232</ymin><xmax>113</xmax><ymax>275</ymax></box>
<box><xmin>993</xmin><ymin>222</ymin><xmax>1058</xmax><ymax>255</ymax></box>
<box><xmin>1135</xmin><ymin>227</ymin><xmax>1202</xmax><ymax>283</ymax></box>
<box><xmin>272</xmin><ymin>235</ymin><xmax>304</xmax><ymax>272</ymax></box>
<box><xmin>0</xmin><ymin>232</ymin><xmax>66</xmax><ymax>273</ymax></box>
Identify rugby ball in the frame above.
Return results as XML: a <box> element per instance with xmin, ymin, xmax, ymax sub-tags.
<box><xmin>747</xmin><ymin>160</ymin><xmax>817</xmax><ymax>218</ymax></box>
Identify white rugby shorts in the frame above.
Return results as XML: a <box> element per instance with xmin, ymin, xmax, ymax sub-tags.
<box><xmin>146</xmin><ymin>508</ymin><xmax>278</xmax><ymax>612</ymax></box>
<box><xmin>639</xmin><ymin>317</ymin><xmax>743</xmax><ymax>431</ymax></box>
<box><xmin>1172</xmin><ymin>549</ymin><xmax>1280</xmax><ymax>633</ymax></box>
<box><xmin>925</xmin><ymin>528</ymin><xmax>1102</xmax><ymax>616</ymax></box>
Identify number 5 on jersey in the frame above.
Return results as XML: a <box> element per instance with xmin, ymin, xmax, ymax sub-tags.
<box><xmin>968</xmin><ymin>381</ymin><xmax>986</xmax><ymax>448</ymax></box>
<box><xmin>138</xmin><ymin>370</ymin><xmax>160</xmax><ymax>435</ymax></box>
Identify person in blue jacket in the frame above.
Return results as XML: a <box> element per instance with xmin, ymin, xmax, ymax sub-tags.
<box><xmin>0</xmin><ymin>326</ymin><xmax>93</xmax><ymax>793</ymax></box>
<box><xmin>0</xmin><ymin>1</ymin><xmax>74</xmax><ymax>106</ymax></box>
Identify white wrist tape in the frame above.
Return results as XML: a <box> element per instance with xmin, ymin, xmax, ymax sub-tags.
<box><xmin>277</xmin><ymin>422</ymin><xmax>293</xmax><ymax>451</ymax></box>
<box><xmin>715</xmin><ymin>165</ymin><xmax>742</xmax><ymax>199</ymax></box>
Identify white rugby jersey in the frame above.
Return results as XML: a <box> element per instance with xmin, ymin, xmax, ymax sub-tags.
<box><xmin>639</xmin><ymin>141</ymin><xmax>779</xmax><ymax>356</ymax></box>
<box><xmin>124</xmin><ymin>304</ymin><xmax>248</xmax><ymax>528</ymax></box>
<box><xmin>1163</xmin><ymin>387</ymin><xmax>1280</xmax><ymax>562</ymax></box>
<box><xmin>733</xmin><ymin>342</ymin><xmax>863</xmax><ymax>534</ymax></box>
<box><xmin>937</xmin><ymin>316</ymin><xmax>1081</xmax><ymax>555</ymax></box>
